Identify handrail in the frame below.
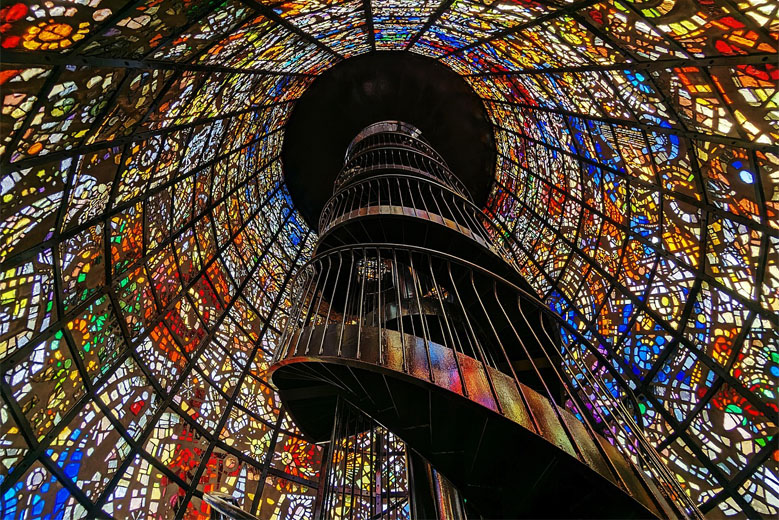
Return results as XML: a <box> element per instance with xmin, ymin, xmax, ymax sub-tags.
<box><xmin>345</xmin><ymin>125</ymin><xmax>442</xmax><ymax>164</ymax></box>
<box><xmin>203</xmin><ymin>493</ymin><xmax>260</xmax><ymax>520</ymax></box>
<box><xmin>335</xmin><ymin>146</ymin><xmax>467</xmax><ymax>196</ymax></box>
<box><xmin>319</xmin><ymin>174</ymin><xmax>488</xmax><ymax>240</ymax></box>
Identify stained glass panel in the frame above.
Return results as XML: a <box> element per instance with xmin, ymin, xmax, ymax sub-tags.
<box><xmin>1</xmin><ymin>0</ymin><xmax>775</xmax><ymax>517</ymax></box>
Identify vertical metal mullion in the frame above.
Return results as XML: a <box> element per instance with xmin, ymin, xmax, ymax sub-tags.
<box><xmin>512</xmin><ymin>296</ymin><xmax>586</xmax><ymax>461</ymax></box>
<box><xmin>426</xmin><ymin>182</ymin><xmax>445</xmax><ymax>223</ymax></box>
<box><xmin>314</xmin><ymin>429</ymin><xmax>333</xmax><ymax>520</ymax></box>
<box><xmin>392</xmin><ymin>249</ymin><xmax>407</xmax><ymax>374</ymax></box>
<box><xmin>458</xmin><ymin>269</ymin><xmax>502</xmax><ymax>414</ymax></box>
<box><xmin>445</xmin><ymin>263</ymin><xmax>478</xmax><ymax>359</ymax></box>
<box><xmin>348</xmin><ymin>407</ymin><xmax>358</xmax><ymax>520</ymax></box>
<box><xmin>332</xmin><ymin>401</ymin><xmax>344</xmax><ymax>519</ymax></box>
<box><xmin>443</xmin><ymin>261</ymin><xmax>471</xmax><ymax>360</ymax></box>
<box><xmin>454</xmin><ymin>196</ymin><xmax>483</xmax><ymax>242</ymax></box>
<box><xmin>467</xmin><ymin>203</ymin><xmax>494</xmax><ymax>245</ymax></box>
<box><xmin>301</xmin><ymin>263</ymin><xmax>326</xmax><ymax>355</ymax></box>
<box><xmin>328</xmin><ymin>193</ymin><xmax>339</xmax><ymax>230</ymax></box>
<box><xmin>451</xmin><ymin>266</ymin><xmax>490</xmax><ymax>371</ymax></box>
<box><xmin>369</xmin><ymin>419</ymin><xmax>376</xmax><ymax>518</ymax></box>
<box><xmin>401</xmin><ymin>257</ymin><xmax>418</xmax><ymax>351</ymax></box>
<box><xmin>279</xmin><ymin>270</ymin><xmax>310</xmax><ymax>361</ymax></box>
<box><xmin>439</xmin><ymin>187</ymin><xmax>464</xmax><ymax>233</ymax></box>
<box><xmin>396</xmin><ymin>176</ymin><xmax>406</xmax><ymax>209</ymax></box>
<box><xmin>383</xmin><ymin>428</ymin><xmax>389</xmax><ymax>520</ymax></box>
<box><xmin>427</xmin><ymin>256</ymin><xmax>466</xmax><ymax>397</ymax></box>
<box><xmin>338</xmin><ymin>250</ymin><xmax>355</xmax><ymax>357</ymax></box>
<box><xmin>356</xmin><ymin>248</ymin><xmax>367</xmax><ymax>359</ymax></box>
<box><xmin>405</xmin><ymin>178</ymin><xmax>415</xmax><ymax>215</ymax></box>
<box><xmin>467</xmin><ymin>272</ymin><xmax>500</xmax><ymax>369</ymax></box>
<box><xmin>443</xmin><ymin>188</ymin><xmax>475</xmax><ymax>235</ymax></box>
<box><xmin>309</xmin><ymin>254</ymin><xmax>333</xmax><ymax>353</ymax></box>
<box><xmin>377</xmin><ymin>247</ymin><xmax>383</xmax><ymax>362</ymax></box>
<box><xmin>331</xmin><ymin>399</ymin><xmax>344</xmax><ymax>519</ymax></box>
<box><xmin>344</xmin><ymin>186</ymin><xmax>353</xmax><ymax>221</ymax></box>
<box><xmin>427</xmin><ymin>256</ymin><xmax>462</xmax><ymax>360</ymax></box>
<box><xmin>385</xmin><ymin>429</ymin><xmax>391</xmax><ymax>520</ymax></box>
<box><xmin>336</xmin><ymin>190</ymin><xmax>347</xmax><ymax>227</ymax></box>
<box><xmin>386</xmin><ymin>177</ymin><xmax>393</xmax><ymax>208</ymax></box>
<box><xmin>356</xmin><ymin>183</ymin><xmax>363</xmax><ymax>219</ymax></box>
<box><xmin>408</xmin><ymin>252</ymin><xmax>435</xmax><ymax>384</ymax></box>
<box><xmin>319</xmin><ymin>252</ymin><xmax>343</xmax><ymax>355</ymax></box>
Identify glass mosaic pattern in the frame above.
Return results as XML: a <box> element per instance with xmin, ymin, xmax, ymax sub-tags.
<box><xmin>0</xmin><ymin>0</ymin><xmax>776</xmax><ymax>518</ymax></box>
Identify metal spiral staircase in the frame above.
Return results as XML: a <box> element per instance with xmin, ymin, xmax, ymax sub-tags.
<box><xmin>263</xmin><ymin>121</ymin><xmax>703</xmax><ymax>519</ymax></box>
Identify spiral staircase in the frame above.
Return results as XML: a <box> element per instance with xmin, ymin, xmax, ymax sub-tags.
<box><xmin>266</xmin><ymin>121</ymin><xmax>702</xmax><ymax>519</ymax></box>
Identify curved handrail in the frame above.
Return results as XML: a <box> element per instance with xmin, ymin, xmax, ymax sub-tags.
<box><xmin>334</xmin><ymin>162</ymin><xmax>468</xmax><ymax>199</ymax></box>
<box><xmin>346</xmin><ymin>141</ymin><xmax>446</xmax><ymax>168</ymax></box>
<box><xmin>346</xmin><ymin>121</ymin><xmax>426</xmax><ymax>152</ymax></box>
<box><xmin>318</xmin><ymin>174</ymin><xmax>502</xmax><ymax>254</ymax></box>
<box><xmin>345</xmin><ymin>127</ymin><xmax>444</xmax><ymax>165</ymax></box>
<box><xmin>203</xmin><ymin>493</ymin><xmax>260</xmax><ymax>520</ymax></box>
<box><xmin>335</xmin><ymin>146</ymin><xmax>467</xmax><ymax>196</ymax></box>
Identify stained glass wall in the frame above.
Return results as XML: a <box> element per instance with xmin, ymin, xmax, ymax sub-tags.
<box><xmin>1</xmin><ymin>0</ymin><xmax>776</xmax><ymax>518</ymax></box>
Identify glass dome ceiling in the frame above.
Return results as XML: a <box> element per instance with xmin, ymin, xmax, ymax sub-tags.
<box><xmin>0</xmin><ymin>0</ymin><xmax>776</xmax><ymax>518</ymax></box>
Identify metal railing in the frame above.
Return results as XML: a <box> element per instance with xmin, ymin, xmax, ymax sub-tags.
<box><xmin>204</xmin><ymin>493</ymin><xmax>260</xmax><ymax>520</ymax></box>
<box><xmin>345</xmin><ymin>125</ymin><xmax>444</xmax><ymax>166</ymax></box>
<box><xmin>335</xmin><ymin>146</ymin><xmax>468</xmax><ymax>198</ymax></box>
<box><xmin>318</xmin><ymin>399</ymin><xmax>412</xmax><ymax>520</ymax></box>
<box><xmin>320</xmin><ymin>175</ymin><xmax>491</xmax><ymax>247</ymax></box>
<box><xmin>274</xmin><ymin>244</ymin><xmax>703</xmax><ymax>519</ymax></box>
